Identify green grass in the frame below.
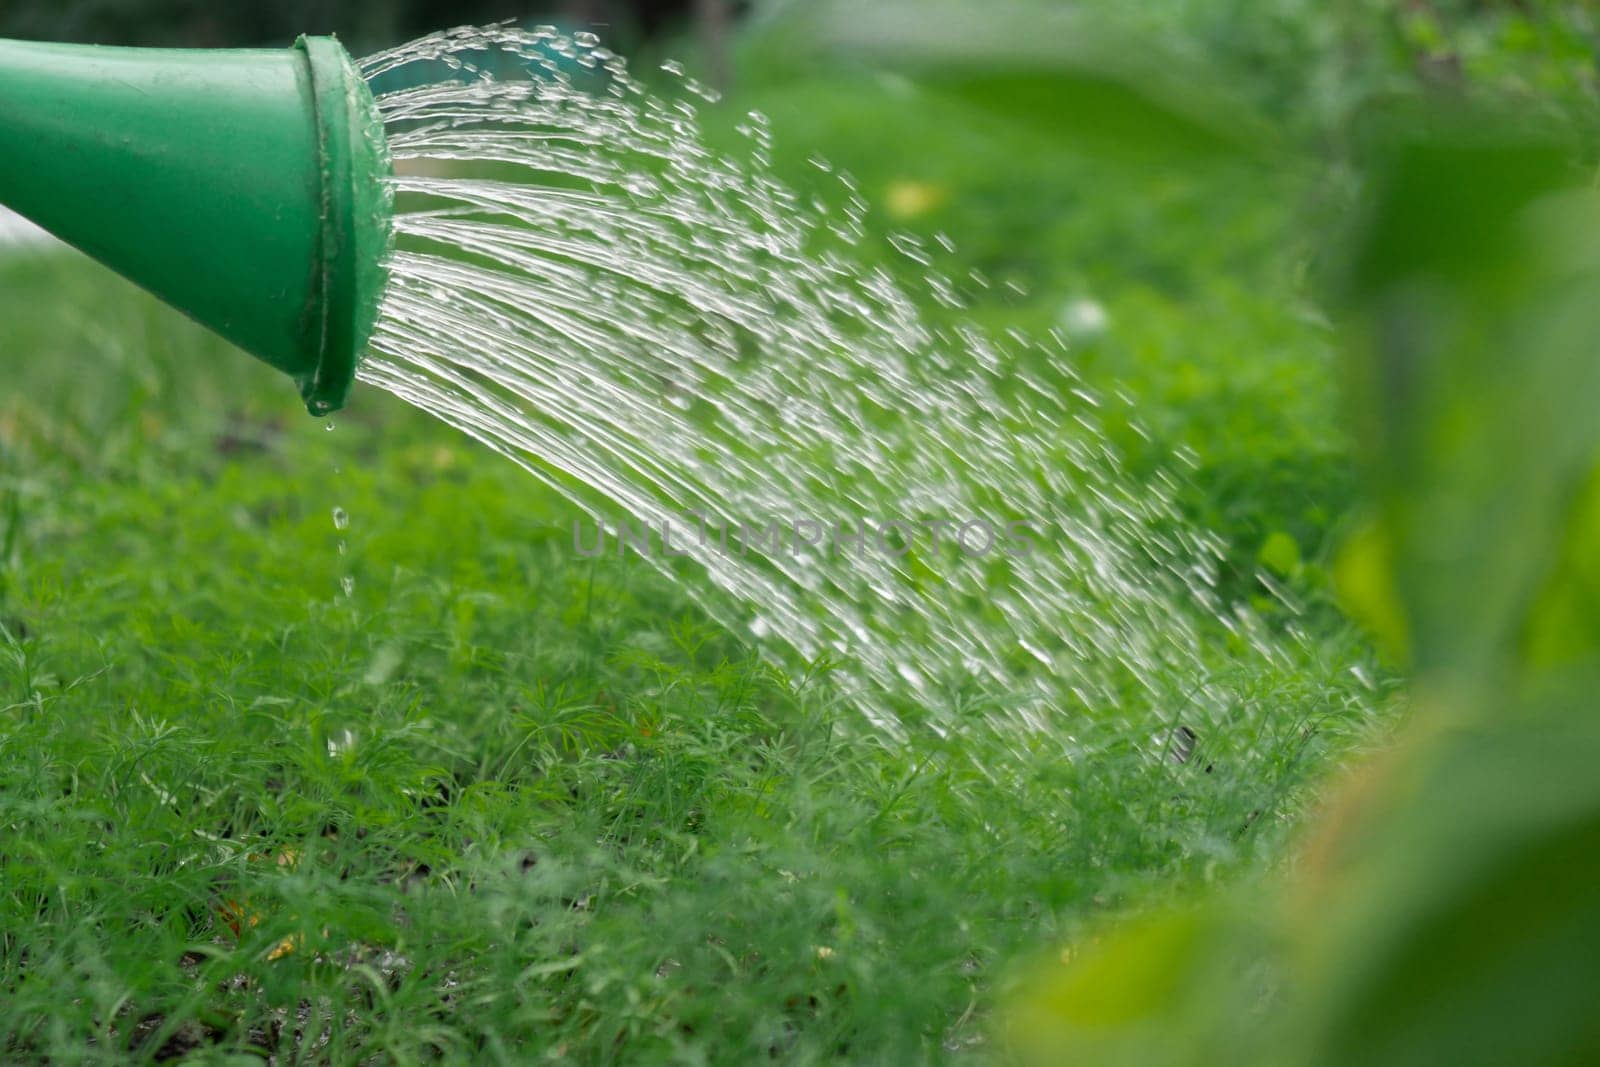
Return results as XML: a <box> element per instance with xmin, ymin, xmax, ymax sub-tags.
<box><xmin>0</xmin><ymin>71</ymin><xmax>1389</xmax><ymax>1063</ymax></box>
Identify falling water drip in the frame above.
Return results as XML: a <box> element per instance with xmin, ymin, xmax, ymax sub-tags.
<box><xmin>333</xmin><ymin>506</ymin><xmax>353</xmax><ymax>588</ymax></box>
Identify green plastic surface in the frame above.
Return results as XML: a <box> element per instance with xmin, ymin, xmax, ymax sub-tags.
<box><xmin>0</xmin><ymin>35</ymin><xmax>393</xmax><ymax>413</ymax></box>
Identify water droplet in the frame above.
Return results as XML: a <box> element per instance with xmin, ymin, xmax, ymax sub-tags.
<box><xmin>1060</xmin><ymin>297</ymin><xmax>1110</xmax><ymax>339</ymax></box>
<box><xmin>332</xmin><ymin>507</ymin><xmax>350</xmax><ymax>530</ymax></box>
<box><xmin>340</xmin><ymin>576</ymin><xmax>355</xmax><ymax>598</ymax></box>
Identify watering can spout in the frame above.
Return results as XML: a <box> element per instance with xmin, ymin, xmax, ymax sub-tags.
<box><xmin>0</xmin><ymin>36</ymin><xmax>392</xmax><ymax>414</ymax></box>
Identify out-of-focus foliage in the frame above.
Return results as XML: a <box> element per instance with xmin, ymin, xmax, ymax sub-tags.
<box><xmin>786</xmin><ymin>2</ymin><xmax>1270</xmax><ymax>166</ymax></box>
<box><xmin>1299</xmin><ymin>120</ymin><xmax>1600</xmax><ymax>1063</ymax></box>
<box><xmin>1076</xmin><ymin>0</ymin><xmax>1598</xmax><ymax>141</ymax></box>
<box><xmin>999</xmin><ymin>79</ymin><xmax>1600</xmax><ymax>1067</ymax></box>
<box><xmin>751</xmin><ymin>0</ymin><xmax>1598</xmax><ymax>150</ymax></box>
<box><xmin>0</xmin><ymin>0</ymin><xmax>711</xmax><ymax>52</ymax></box>
<box><xmin>1336</xmin><ymin>118</ymin><xmax>1600</xmax><ymax>688</ymax></box>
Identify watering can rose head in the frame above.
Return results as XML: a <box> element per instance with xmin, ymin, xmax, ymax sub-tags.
<box><xmin>0</xmin><ymin>34</ymin><xmax>394</xmax><ymax>414</ymax></box>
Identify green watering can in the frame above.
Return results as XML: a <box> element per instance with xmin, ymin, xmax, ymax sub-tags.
<box><xmin>0</xmin><ymin>36</ymin><xmax>394</xmax><ymax>414</ymax></box>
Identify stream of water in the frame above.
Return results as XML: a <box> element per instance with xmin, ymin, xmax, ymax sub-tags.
<box><xmin>355</xmin><ymin>26</ymin><xmax>1315</xmax><ymax>745</ymax></box>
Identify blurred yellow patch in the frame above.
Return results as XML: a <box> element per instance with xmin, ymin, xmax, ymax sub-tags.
<box><xmin>266</xmin><ymin>933</ymin><xmax>304</xmax><ymax>961</ymax></box>
<box><xmin>217</xmin><ymin>897</ymin><xmax>257</xmax><ymax>937</ymax></box>
<box><xmin>1332</xmin><ymin>515</ymin><xmax>1410</xmax><ymax>666</ymax></box>
<box><xmin>1021</xmin><ymin>912</ymin><xmax>1205</xmax><ymax>1031</ymax></box>
<box><xmin>884</xmin><ymin>180</ymin><xmax>947</xmax><ymax>220</ymax></box>
<box><xmin>217</xmin><ymin>848</ymin><xmax>306</xmax><ymax>956</ymax></box>
<box><xmin>1007</xmin><ymin>900</ymin><xmax>1280</xmax><ymax>1067</ymax></box>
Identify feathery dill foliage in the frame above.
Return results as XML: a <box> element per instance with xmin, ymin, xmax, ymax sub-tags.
<box><xmin>0</xmin><ymin>263</ymin><xmax>1386</xmax><ymax>1064</ymax></box>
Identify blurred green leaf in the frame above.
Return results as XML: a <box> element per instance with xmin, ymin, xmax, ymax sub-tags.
<box><xmin>1304</xmin><ymin>98</ymin><xmax>1600</xmax><ymax>1066</ymax></box>
<box><xmin>1333</xmin><ymin>515</ymin><xmax>1410</xmax><ymax>665</ymax></box>
<box><xmin>1258</xmin><ymin>529</ymin><xmax>1303</xmax><ymax>578</ymax></box>
<box><xmin>1335</xmin><ymin>110</ymin><xmax>1600</xmax><ymax>698</ymax></box>
<box><xmin>1520</xmin><ymin>464</ymin><xmax>1600</xmax><ymax>672</ymax></box>
<box><xmin>790</xmin><ymin>0</ymin><xmax>1271</xmax><ymax>164</ymax></box>
<box><xmin>1008</xmin><ymin>903</ymin><xmax>1277</xmax><ymax>1067</ymax></box>
<box><xmin>1298</xmin><ymin>714</ymin><xmax>1600</xmax><ymax>1067</ymax></box>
